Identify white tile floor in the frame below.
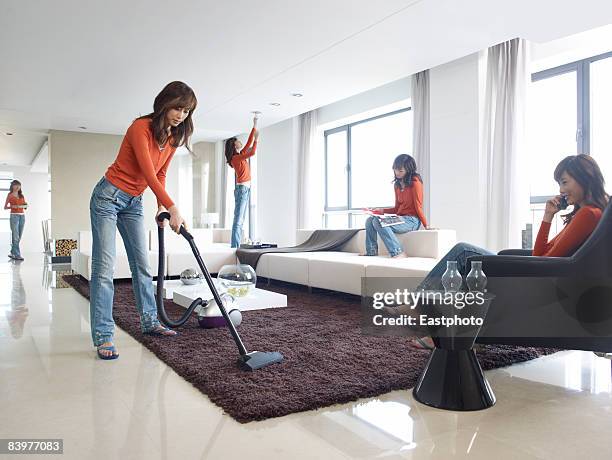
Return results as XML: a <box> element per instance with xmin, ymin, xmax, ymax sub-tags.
<box><xmin>1</xmin><ymin>255</ymin><xmax>611</xmax><ymax>460</ymax></box>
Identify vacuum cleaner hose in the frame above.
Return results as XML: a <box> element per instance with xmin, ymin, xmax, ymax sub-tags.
<box><xmin>156</xmin><ymin>212</ymin><xmax>206</xmax><ymax>328</ymax></box>
<box><xmin>155</xmin><ymin>212</ymin><xmax>284</xmax><ymax>371</ymax></box>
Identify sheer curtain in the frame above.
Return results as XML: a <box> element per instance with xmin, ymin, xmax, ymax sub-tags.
<box><xmin>482</xmin><ymin>38</ymin><xmax>530</xmax><ymax>251</ymax></box>
<box><xmin>411</xmin><ymin>70</ymin><xmax>431</xmax><ymax>223</ymax></box>
<box><xmin>296</xmin><ymin>110</ymin><xmax>322</xmax><ymax>229</ymax></box>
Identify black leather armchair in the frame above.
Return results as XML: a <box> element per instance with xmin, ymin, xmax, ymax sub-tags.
<box><xmin>470</xmin><ymin>203</ymin><xmax>612</xmax><ymax>352</ymax></box>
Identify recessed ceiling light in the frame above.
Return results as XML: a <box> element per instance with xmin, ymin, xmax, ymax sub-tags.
<box><xmin>291</xmin><ymin>93</ymin><xmax>303</xmax><ymax>97</ymax></box>
<box><xmin>269</xmin><ymin>102</ymin><xmax>281</xmax><ymax>107</ymax></box>
<box><xmin>78</xmin><ymin>126</ymin><xmax>87</xmax><ymax>130</ymax></box>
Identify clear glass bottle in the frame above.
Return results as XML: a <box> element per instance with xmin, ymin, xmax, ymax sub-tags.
<box><xmin>441</xmin><ymin>261</ymin><xmax>463</xmax><ymax>293</ymax></box>
<box><xmin>466</xmin><ymin>261</ymin><xmax>487</xmax><ymax>292</ymax></box>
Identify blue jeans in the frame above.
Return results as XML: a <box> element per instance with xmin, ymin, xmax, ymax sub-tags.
<box><xmin>365</xmin><ymin>215</ymin><xmax>421</xmax><ymax>257</ymax></box>
<box><xmin>9</xmin><ymin>214</ymin><xmax>25</xmax><ymax>258</ymax></box>
<box><xmin>231</xmin><ymin>185</ymin><xmax>250</xmax><ymax>248</ymax></box>
<box><xmin>89</xmin><ymin>177</ymin><xmax>161</xmax><ymax>346</ymax></box>
<box><xmin>417</xmin><ymin>242</ymin><xmax>495</xmax><ymax>291</ymax></box>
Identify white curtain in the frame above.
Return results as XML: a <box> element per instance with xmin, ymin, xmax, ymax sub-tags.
<box><xmin>296</xmin><ymin>110</ymin><xmax>321</xmax><ymax>229</ymax></box>
<box><xmin>411</xmin><ymin>70</ymin><xmax>431</xmax><ymax>223</ymax></box>
<box><xmin>482</xmin><ymin>38</ymin><xmax>530</xmax><ymax>251</ymax></box>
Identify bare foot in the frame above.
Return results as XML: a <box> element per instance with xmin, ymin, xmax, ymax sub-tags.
<box><xmin>391</xmin><ymin>252</ymin><xmax>407</xmax><ymax>259</ymax></box>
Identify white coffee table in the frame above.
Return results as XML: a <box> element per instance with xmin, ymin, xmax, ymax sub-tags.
<box><xmin>153</xmin><ymin>279</ymin><xmax>287</xmax><ymax>312</ymax></box>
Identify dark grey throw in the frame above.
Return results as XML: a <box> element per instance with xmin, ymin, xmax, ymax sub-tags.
<box><xmin>236</xmin><ymin>229</ymin><xmax>362</xmax><ymax>269</ymax></box>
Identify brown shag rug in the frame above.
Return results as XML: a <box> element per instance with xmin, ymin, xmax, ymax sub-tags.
<box><xmin>64</xmin><ymin>275</ymin><xmax>557</xmax><ymax>423</ymax></box>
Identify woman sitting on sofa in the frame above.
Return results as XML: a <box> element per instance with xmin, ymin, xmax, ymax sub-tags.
<box><xmin>411</xmin><ymin>154</ymin><xmax>609</xmax><ymax>348</ymax></box>
<box><xmin>363</xmin><ymin>154</ymin><xmax>430</xmax><ymax>258</ymax></box>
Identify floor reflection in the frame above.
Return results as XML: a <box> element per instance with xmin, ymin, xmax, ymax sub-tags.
<box><xmin>4</xmin><ymin>259</ymin><xmax>29</xmax><ymax>339</ymax></box>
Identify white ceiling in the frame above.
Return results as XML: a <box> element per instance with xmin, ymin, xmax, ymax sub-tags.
<box><xmin>1</xmin><ymin>0</ymin><xmax>611</xmax><ymax>166</ymax></box>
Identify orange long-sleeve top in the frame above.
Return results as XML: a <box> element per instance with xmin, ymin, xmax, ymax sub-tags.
<box><xmin>230</xmin><ymin>127</ymin><xmax>257</xmax><ymax>183</ymax></box>
<box><xmin>382</xmin><ymin>178</ymin><xmax>428</xmax><ymax>228</ymax></box>
<box><xmin>533</xmin><ymin>205</ymin><xmax>602</xmax><ymax>257</ymax></box>
<box><xmin>105</xmin><ymin>118</ymin><xmax>176</xmax><ymax>209</ymax></box>
<box><xmin>5</xmin><ymin>193</ymin><xmax>27</xmax><ymax>214</ymax></box>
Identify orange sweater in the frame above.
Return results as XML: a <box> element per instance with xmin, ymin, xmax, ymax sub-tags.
<box><xmin>5</xmin><ymin>193</ymin><xmax>27</xmax><ymax>214</ymax></box>
<box><xmin>533</xmin><ymin>205</ymin><xmax>602</xmax><ymax>257</ymax></box>
<box><xmin>382</xmin><ymin>179</ymin><xmax>428</xmax><ymax>228</ymax></box>
<box><xmin>105</xmin><ymin>118</ymin><xmax>176</xmax><ymax>209</ymax></box>
<box><xmin>230</xmin><ymin>128</ymin><xmax>257</xmax><ymax>184</ymax></box>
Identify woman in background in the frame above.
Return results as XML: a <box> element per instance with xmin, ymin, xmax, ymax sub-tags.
<box><xmin>4</xmin><ymin>180</ymin><xmax>27</xmax><ymax>261</ymax></box>
<box><xmin>225</xmin><ymin>116</ymin><xmax>259</xmax><ymax>248</ymax></box>
<box><xmin>363</xmin><ymin>154</ymin><xmax>429</xmax><ymax>258</ymax></box>
<box><xmin>410</xmin><ymin>153</ymin><xmax>609</xmax><ymax>349</ymax></box>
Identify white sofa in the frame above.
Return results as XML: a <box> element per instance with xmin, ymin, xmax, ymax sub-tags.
<box><xmin>149</xmin><ymin>228</ymin><xmax>237</xmax><ymax>276</ymax></box>
<box><xmin>70</xmin><ymin>231</ymin><xmax>160</xmax><ymax>281</ymax></box>
<box><xmin>72</xmin><ymin>228</ymin><xmax>235</xmax><ymax>280</ymax></box>
<box><xmin>255</xmin><ymin>229</ymin><xmax>457</xmax><ymax>295</ymax></box>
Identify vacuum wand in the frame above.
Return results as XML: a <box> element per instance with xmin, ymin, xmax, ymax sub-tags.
<box><xmin>156</xmin><ymin>212</ymin><xmax>283</xmax><ymax>370</ymax></box>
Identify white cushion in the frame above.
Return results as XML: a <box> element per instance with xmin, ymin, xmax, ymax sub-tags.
<box><xmin>76</xmin><ymin>230</ymin><xmax>131</xmax><ymax>255</ymax></box>
<box><xmin>77</xmin><ymin>251</ymin><xmax>159</xmax><ymax>281</ymax></box>
<box><xmin>364</xmin><ymin>257</ymin><xmax>438</xmax><ymax>291</ymax></box>
<box><xmin>150</xmin><ymin>228</ymin><xmax>213</xmax><ymax>252</ymax></box>
<box><xmin>266</xmin><ymin>253</ymin><xmax>312</xmax><ymax>286</ymax></box>
<box><xmin>308</xmin><ymin>257</ymin><xmax>369</xmax><ymax>295</ymax></box>
<box><xmin>166</xmin><ymin>245</ymin><xmax>236</xmax><ymax>276</ymax></box>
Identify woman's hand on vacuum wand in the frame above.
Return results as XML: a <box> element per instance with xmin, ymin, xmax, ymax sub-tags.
<box><xmin>168</xmin><ymin>205</ymin><xmax>186</xmax><ymax>234</ymax></box>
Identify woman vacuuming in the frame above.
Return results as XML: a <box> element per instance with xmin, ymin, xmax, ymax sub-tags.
<box><xmin>89</xmin><ymin>81</ymin><xmax>197</xmax><ymax>360</ymax></box>
<box><xmin>225</xmin><ymin>116</ymin><xmax>260</xmax><ymax>248</ymax></box>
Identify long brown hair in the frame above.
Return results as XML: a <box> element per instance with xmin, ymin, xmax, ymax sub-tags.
<box><xmin>224</xmin><ymin>137</ymin><xmax>238</xmax><ymax>166</ymax></box>
<box><xmin>392</xmin><ymin>154</ymin><xmax>422</xmax><ymax>189</ymax></box>
<box><xmin>554</xmin><ymin>154</ymin><xmax>609</xmax><ymax>224</ymax></box>
<box><xmin>10</xmin><ymin>180</ymin><xmax>23</xmax><ymax>199</ymax></box>
<box><xmin>138</xmin><ymin>81</ymin><xmax>197</xmax><ymax>152</ymax></box>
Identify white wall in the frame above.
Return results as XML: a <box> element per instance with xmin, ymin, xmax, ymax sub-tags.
<box><xmin>429</xmin><ymin>53</ymin><xmax>487</xmax><ymax>246</ymax></box>
<box><xmin>254</xmin><ymin>52</ymin><xmax>490</xmax><ymax>249</ymax></box>
<box><xmin>1</xmin><ymin>165</ymin><xmax>50</xmax><ymax>254</ymax></box>
<box><xmin>255</xmin><ymin>118</ymin><xmax>299</xmax><ymax>247</ymax></box>
<box><xmin>49</xmin><ymin>130</ymin><xmax>187</xmax><ymax>242</ymax></box>
<box><xmin>318</xmin><ymin>77</ymin><xmax>411</xmax><ymax>128</ymax></box>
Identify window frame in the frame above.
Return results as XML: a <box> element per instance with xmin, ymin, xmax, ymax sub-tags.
<box><xmin>323</xmin><ymin>107</ymin><xmax>412</xmax><ymax>227</ymax></box>
<box><xmin>529</xmin><ymin>50</ymin><xmax>612</xmax><ymax>204</ymax></box>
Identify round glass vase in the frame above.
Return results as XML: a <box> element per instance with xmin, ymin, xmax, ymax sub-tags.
<box><xmin>217</xmin><ymin>264</ymin><xmax>257</xmax><ymax>297</ymax></box>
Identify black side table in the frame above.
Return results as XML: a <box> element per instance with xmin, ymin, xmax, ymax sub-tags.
<box><xmin>413</xmin><ymin>292</ymin><xmax>496</xmax><ymax>411</ymax></box>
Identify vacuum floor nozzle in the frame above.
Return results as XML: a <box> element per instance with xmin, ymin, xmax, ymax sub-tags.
<box><xmin>238</xmin><ymin>351</ymin><xmax>284</xmax><ymax>371</ymax></box>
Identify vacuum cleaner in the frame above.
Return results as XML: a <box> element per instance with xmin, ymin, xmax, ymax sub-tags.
<box><xmin>155</xmin><ymin>212</ymin><xmax>284</xmax><ymax>371</ymax></box>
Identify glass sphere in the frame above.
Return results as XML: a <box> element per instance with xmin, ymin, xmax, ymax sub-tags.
<box><xmin>217</xmin><ymin>264</ymin><xmax>257</xmax><ymax>297</ymax></box>
<box><xmin>180</xmin><ymin>268</ymin><xmax>202</xmax><ymax>285</ymax></box>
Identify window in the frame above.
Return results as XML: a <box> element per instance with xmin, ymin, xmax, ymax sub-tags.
<box><xmin>324</xmin><ymin>108</ymin><xmax>413</xmax><ymax>228</ymax></box>
<box><xmin>526</xmin><ymin>51</ymin><xmax>612</xmax><ymax>244</ymax></box>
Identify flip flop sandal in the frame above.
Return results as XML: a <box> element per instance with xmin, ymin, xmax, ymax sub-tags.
<box><xmin>412</xmin><ymin>337</ymin><xmax>434</xmax><ymax>350</ymax></box>
<box><xmin>144</xmin><ymin>326</ymin><xmax>178</xmax><ymax>337</ymax></box>
<box><xmin>97</xmin><ymin>345</ymin><xmax>119</xmax><ymax>360</ymax></box>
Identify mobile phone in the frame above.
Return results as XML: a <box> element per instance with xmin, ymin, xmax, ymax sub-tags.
<box><xmin>558</xmin><ymin>195</ymin><xmax>568</xmax><ymax>210</ymax></box>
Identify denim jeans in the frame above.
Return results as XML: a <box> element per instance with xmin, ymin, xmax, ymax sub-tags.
<box><xmin>89</xmin><ymin>177</ymin><xmax>161</xmax><ymax>346</ymax></box>
<box><xmin>9</xmin><ymin>214</ymin><xmax>25</xmax><ymax>258</ymax></box>
<box><xmin>365</xmin><ymin>215</ymin><xmax>421</xmax><ymax>257</ymax></box>
<box><xmin>417</xmin><ymin>242</ymin><xmax>495</xmax><ymax>291</ymax></box>
<box><xmin>231</xmin><ymin>184</ymin><xmax>250</xmax><ymax>248</ymax></box>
